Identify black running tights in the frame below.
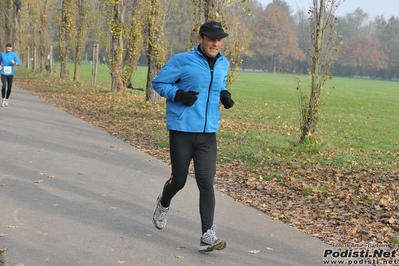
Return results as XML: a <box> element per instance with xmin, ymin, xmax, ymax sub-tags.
<box><xmin>160</xmin><ymin>130</ymin><xmax>217</xmax><ymax>234</ymax></box>
<box><xmin>1</xmin><ymin>75</ymin><xmax>14</xmax><ymax>99</ymax></box>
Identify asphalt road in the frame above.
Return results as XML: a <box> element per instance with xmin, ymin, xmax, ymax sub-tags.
<box><xmin>0</xmin><ymin>87</ymin><xmax>331</xmax><ymax>266</ymax></box>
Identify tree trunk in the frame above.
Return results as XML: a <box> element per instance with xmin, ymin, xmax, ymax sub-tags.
<box><xmin>12</xmin><ymin>1</ymin><xmax>21</xmax><ymax>51</ymax></box>
<box><xmin>145</xmin><ymin>0</ymin><xmax>165</xmax><ymax>101</ymax></box>
<box><xmin>91</xmin><ymin>44</ymin><xmax>99</xmax><ymax>86</ymax></box>
<box><xmin>146</xmin><ymin>55</ymin><xmax>161</xmax><ymax>101</ymax></box>
<box><xmin>108</xmin><ymin>0</ymin><xmax>125</xmax><ymax>92</ymax></box>
<box><xmin>300</xmin><ymin>0</ymin><xmax>326</xmax><ymax>142</ymax></box>
<box><xmin>59</xmin><ymin>0</ymin><xmax>76</xmax><ymax>79</ymax></box>
<box><xmin>123</xmin><ymin>0</ymin><xmax>146</xmax><ymax>87</ymax></box>
<box><xmin>73</xmin><ymin>0</ymin><xmax>90</xmax><ymax>82</ymax></box>
<box><xmin>38</xmin><ymin>0</ymin><xmax>51</xmax><ymax>73</ymax></box>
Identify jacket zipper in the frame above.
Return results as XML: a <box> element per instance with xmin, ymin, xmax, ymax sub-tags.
<box><xmin>203</xmin><ymin>67</ymin><xmax>214</xmax><ymax>132</ymax></box>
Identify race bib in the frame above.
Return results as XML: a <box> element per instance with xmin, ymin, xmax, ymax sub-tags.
<box><xmin>3</xmin><ymin>66</ymin><xmax>12</xmax><ymax>74</ymax></box>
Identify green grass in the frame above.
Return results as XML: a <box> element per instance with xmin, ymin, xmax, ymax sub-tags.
<box><xmin>390</xmin><ymin>237</ymin><xmax>399</xmax><ymax>244</ymax></box>
<box><xmin>17</xmin><ymin>64</ymin><xmax>399</xmax><ymax>172</ymax></box>
<box><xmin>217</xmin><ymin>72</ymin><xmax>399</xmax><ymax>170</ymax></box>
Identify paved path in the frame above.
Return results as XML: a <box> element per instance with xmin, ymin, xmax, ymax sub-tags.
<box><xmin>0</xmin><ymin>87</ymin><xmax>330</xmax><ymax>266</ymax></box>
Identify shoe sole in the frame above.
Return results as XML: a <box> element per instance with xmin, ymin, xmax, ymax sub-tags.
<box><xmin>199</xmin><ymin>239</ymin><xmax>226</xmax><ymax>252</ymax></box>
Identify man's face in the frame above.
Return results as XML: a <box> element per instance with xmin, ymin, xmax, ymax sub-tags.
<box><xmin>198</xmin><ymin>35</ymin><xmax>223</xmax><ymax>58</ymax></box>
<box><xmin>6</xmin><ymin>46</ymin><xmax>12</xmax><ymax>52</ymax></box>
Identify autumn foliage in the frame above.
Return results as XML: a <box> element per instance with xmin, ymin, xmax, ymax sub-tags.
<box><xmin>250</xmin><ymin>3</ymin><xmax>304</xmax><ymax>72</ymax></box>
<box><xmin>337</xmin><ymin>34</ymin><xmax>388</xmax><ymax>74</ymax></box>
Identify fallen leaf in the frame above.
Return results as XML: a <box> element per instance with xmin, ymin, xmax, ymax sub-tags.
<box><xmin>380</xmin><ymin>197</ymin><xmax>389</xmax><ymax>206</ymax></box>
<box><xmin>175</xmin><ymin>255</ymin><xmax>184</xmax><ymax>259</ymax></box>
<box><xmin>249</xmin><ymin>250</ymin><xmax>260</xmax><ymax>254</ymax></box>
<box><xmin>34</xmin><ymin>180</ymin><xmax>43</xmax><ymax>184</ymax></box>
<box><xmin>348</xmin><ymin>227</ymin><xmax>357</xmax><ymax>236</ymax></box>
<box><xmin>0</xmin><ymin>247</ymin><xmax>8</xmax><ymax>253</ymax></box>
<box><xmin>6</xmin><ymin>225</ymin><xmax>19</xmax><ymax>229</ymax></box>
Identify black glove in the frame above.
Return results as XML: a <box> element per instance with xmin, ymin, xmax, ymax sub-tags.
<box><xmin>220</xmin><ymin>90</ymin><xmax>234</xmax><ymax>109</ymax></box>
<box><xmin>174</xmin><ymin>89</ymin><xmax>199</xmax><ymax>106</ymax></box>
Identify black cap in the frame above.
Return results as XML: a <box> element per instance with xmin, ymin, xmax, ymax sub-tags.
<box><xmin>199</xmin><ymin>21</ymin><xmax>228</xmax><ymax>39</ymax></box>
<box><xmin>5</xmin><ymin>43</ymin><xmax>12</xmax><ymax>47</ymax></box>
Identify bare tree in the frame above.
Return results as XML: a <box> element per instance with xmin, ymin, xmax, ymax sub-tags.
<box><xmin>103</xmin><ymin>0</ymin><xmax>126</xmax><ymax>92</ymax></box>
<box><xmin>123</xmin><ymin>0</ymin><xmax>146</xmax><ymax>87</ymax></box>
<box><xmin>37</xmin><ymin>0</ymin><xmax>53</xmax><ymax>72</ymax></box>
<box><xmin>59</xmin><ymin>0</ymin><xmax>77</xmax><ymax>79</ymax></box>
<box><xmin>298</xmin><ymin>0</ymin><xmax>343</xmax><ymax>143</ymax></box>
<box><xmin>73</xmin><ymin>0</ymin><xmax>91</xmax><ymax>82</ymax></box>
<box><xmin>99</xmin><ymin>0</ymin><xmax>148</xmax><ymax>92</ymax></box>
<box><xmin>145</xmin><ymin>0</ymin><xmax>167</xmax><ymax>101</ymax></box>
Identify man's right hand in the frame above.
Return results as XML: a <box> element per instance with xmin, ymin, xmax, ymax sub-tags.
<box><xmin>174</xmin><ymin>89</ymin><xmax>199</xmax><ymax>106</ymax></box>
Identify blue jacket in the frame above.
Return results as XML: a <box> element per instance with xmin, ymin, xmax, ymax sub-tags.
<box><xmin>152</xmin><ymin>45</ymin><xmax>230</xmax><ymax>133</ymax></box>
<box><xmin>0</xmin><ymin>51</ymin><xmax>21</xmax><ymax>76</ymax></box>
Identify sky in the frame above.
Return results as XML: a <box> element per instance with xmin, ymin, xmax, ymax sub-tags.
<box><xmin>259</xmin><ymin>0</ymin><xmax>399</xmax><ymax>19</ymax></box>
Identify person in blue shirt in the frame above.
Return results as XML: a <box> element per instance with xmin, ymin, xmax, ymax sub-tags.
<box><xmin>151</xmin><ymin>21</ymin><xmax>234</xmax><ymax>252</ymax></box>
<box><xmin>0</xmin><ymin>43</ymin><xmax>21</xmax><ymax>107</ymax></box>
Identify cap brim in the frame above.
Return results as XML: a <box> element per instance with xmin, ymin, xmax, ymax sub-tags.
<box><xmin>202</xmin><ymin>32</ymin><xmax>229</xmax><ymax>39</ymax></box>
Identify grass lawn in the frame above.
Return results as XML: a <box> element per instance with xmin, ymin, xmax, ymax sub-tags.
<box><xmin>223</xmin><ymin>71</ymin><xmax>398</xmax><ymax>171</ymax></box>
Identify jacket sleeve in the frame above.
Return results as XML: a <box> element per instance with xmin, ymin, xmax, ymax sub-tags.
<box><xmin>14</xmin><ymin>53</ymin><xmax>21</xmax><ymax>66</ymax></box>
<box><xmin>220</xmin><ymin>55</ymin><xmax>229</xmax><ymax>92</ymax></box>
<box><xmin>152</xmin><ymin>55</ymin><xmax>182</xmax><ymax>101</ymax></box>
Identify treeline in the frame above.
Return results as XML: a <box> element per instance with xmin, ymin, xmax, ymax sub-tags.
<box><xmin>0</xmin><ymin>0</ymin><xmax>397</xmax><ymax>80</ymax></box>
<box><xmin>248</xmin><ymin>1</ymin><xmax>399</xmax><ymax>79</ymax></box>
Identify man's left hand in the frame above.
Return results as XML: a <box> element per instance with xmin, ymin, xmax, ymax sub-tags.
<box><xmin>220</xmin><ymin>90</ymin><xmax>234</xmax><ymax>109</ymax></box>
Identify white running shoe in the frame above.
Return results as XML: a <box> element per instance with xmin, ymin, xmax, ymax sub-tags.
<box><xmin>4</xmin><ymin>99</ymin><xmax>8</xmax><ymax>107</ymax></box>
<box><xmin>199</xmin><ymin>225</ymin><xmax>226</xmax><ymax>252</ymax></box>
<box><xmin>1</xmin><ymin>99</ymin><xmax>5</xmax><ymax>107</ymax></box>
<box><xmin>152</xmin><ymin>195</ymin><xmax>168</xmax><ymax>229</ymax></box>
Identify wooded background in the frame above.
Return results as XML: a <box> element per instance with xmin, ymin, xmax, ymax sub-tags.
<box><xmin>1</xmin><ymin>0</ymin><xmax>398</xmax><ymax>84</ymax></box>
